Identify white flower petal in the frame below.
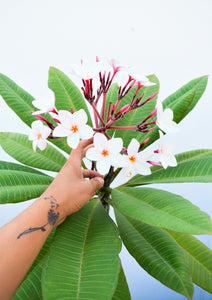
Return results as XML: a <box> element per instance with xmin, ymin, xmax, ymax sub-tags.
<box><xmin>108</xmin><ymin>137</ymin><xmax>123</xmax><ymax>154</ymax></box>
<box><xmin>73</xmin><ymin>109</ymin><xmax>88</xmax><ymax>127</ymax></box>
<box><xmin>67</xmin><ymin>132</ymin><xmax>80</xmax><ymax>149</ymax></box>
<box><xmin>79</xmin><ymin>125</ymin><xmax>93</xmax><ymax>139</ymax></box>
<box><xmin>86</xmin><ymin>147</ymin><xmax>102</xmax><ymax>161</ymax></box>
<box><xmin>110</xmin><ymin>153</ymin><xmax>126</xmax><ymax>168</ymax></box>
<box><xmin>32</xmin><ymin>140</ymin><xmax>37</xmax><ymax>152</ymax></box>
<box><xmin>96</xmin><ymin>157</ymin><xmax>111</xmax><ymax>175</ymax></box>
<box><xmin>41</xmin><ymin>126</ymin><xmax>51</xmax><ymax>139</ymax></box>
<box><xmin>127</xmin><ymin>138</ymin><xmax>140</xmax><ymax>156</ymax></box>
<box><xmin>137</xmin><ymin>147</ymin><xmax>153</xmax><ymax>162</ymax></box>
<box><xmin>165</xmin><ymin>154</ymin><xmax>177</xmax><ymax>167</ymax></box>
<box><xmin>37</xmin><ymin>139</ymin><xmax>47</xmax><ymax>151</ymax></box>
<box><xmin>31</xmin><ymin>120</ymin><xmax>43</xmax><ymax>131</ymax></box>
<box><xmin>94</xmin><ymin>133</ymin><xmax>108</xmax><ymax>151</ymax></box>
<box><xmin>135</xmin><ymin>161</ymin><xmax>151</xmax><ymax>175</ymax></box>
<box><xmin>122</xmin><ymin>166</ymin><xmax>136</xmax><ymax>179</ymax></box>
<box><xmin>57</xmin><ymin>110</ymin><xmax>73</xmax><ymax>128</ymax></box>
<box><xmin>160</xmin><ymin>154</ymin><xmax>169</xmax><ymax>169</ymax></box>
<box><xmin>53</xmin><ymin>125</ymin><xmax>71</xmax><ymax>137</ymax></box>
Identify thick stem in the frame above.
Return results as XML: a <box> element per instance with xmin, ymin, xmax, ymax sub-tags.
<box><xmin>101</xmin><ymin>92</ymin><xmax>107</xmax><ymax>121</ymax></box>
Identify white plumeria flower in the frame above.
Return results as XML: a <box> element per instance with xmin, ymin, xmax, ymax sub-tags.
<box><xmin>127</xmin><ymin>69</ymin><xmax>156</xmax><ymax>86</ymax></box>
<box><xmin>32</xmin><ymin>91</ymin><xmax>56</xmax><ymax>115</ymax></box>
<box><xmin>121</xmin><ymin>138</ymin><xmax>153</xmax><ymax>178</ymax></box>
<box><xmin>53</xmin><ymin>109</ymin><xmax>93</xmax><ymax>149</ymax></box>
<box><xmin>156</xmin><ymin>100</ymin><xmax>178</xmax><ymax>133</ymax></box>
<box><xmin>86</xmin><ymin>133</ymin><xmax>124</xmax><ymax>175</ymax></box>
<box><xmin>158</xmin><ymin>131</ymin><xmax>177</xmax><ymax>169</ymax></box>
<box><xmin>29</xmin><ymin>120</ymin><xmax>51</xmax><ymax>152</ymax></box>
<box><xmin>70</xmin><ymin>59</ymin><xmax>101</xmax><ymax>80</ymax></box>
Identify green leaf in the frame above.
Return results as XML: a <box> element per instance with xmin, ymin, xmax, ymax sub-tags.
<box><xmin>127</xmin><ymin>149</ymin><xmax>212</xmax><ymax>186</ymax></box>
<box><xmin>0</xmin><ymin>170</ymin><xmax>53</xmax><ymax>203</ymax></box>
<box><xmin>42</xmin><ymin>199</ymin><xmax>121</xmax><ymax>300</ymax></box>
<box><xmin>169</xmin><ymin>231</ymin><xmax>212</xmax><ymax>294</ymax></box>
<box><xmin>115</xmin><ymin>210</ymin><xmax>193</xmax><ymax>299</ymax></box>
<box><xmin>13</xmin><ymin>229</ymin><xmax>55</xmax><ymax>300</ymax></box>
<box><xmin>0</xmin><ymin>132</ymin><xmax>67</xmax><ymax>172</ymax></box>
<box><xmin>112</xmin><ymin>187</ymin><xmax>212</xmax><ymax>234</ymax></box>
<box><xmin>163</xmin><ymin>75</ymin><xmax>208</xmax><ymax>118</ymax></box>
<box><xmin>112</xmin><ymin>75</ymin><xmax>159</xmax><ymax>147</ymax></box>
<box><xmin>0</xmin><ymin>72</ymin><xmax>70</xmax><ymax>154</ymax></box>
<box><xmin>48</xmin><ymin>66</ymin><xmax>92</xmax><ymax>126</ymax></box>
<box><xmin>0</xmin><ymin>161</ymin><xmax>46</xmax><ymax>176</ymax></box>
<box><xmin>111</xmin><ymin>266</ymin><xmax>131</xmax><ymax>300</ymax></box>
<box><xmin>0</xmin><ymin>73</ymin><xmax>36</xmax><ymax>126</ymax></box>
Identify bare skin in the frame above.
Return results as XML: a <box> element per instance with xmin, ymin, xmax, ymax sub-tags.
<box><xmin>0</xmin><ymin>138</ymin><xmax>104</xmax><ymax>300</ymax></box>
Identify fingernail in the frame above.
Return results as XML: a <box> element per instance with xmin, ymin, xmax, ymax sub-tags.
<box><xmin>97</xmin><ymin>177</ymin><xmax>104</xmax><ymax>186</ymax></box>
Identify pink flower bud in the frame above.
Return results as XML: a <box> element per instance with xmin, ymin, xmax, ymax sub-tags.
<box><xmin>118</xmin><ymin>104</ymin><xmax>130</xmax><ymax>114</ymax></box>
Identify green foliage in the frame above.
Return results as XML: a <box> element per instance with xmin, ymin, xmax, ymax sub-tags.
<box><xmin>138</xmin><ymin>75</ymin><xmax>208</xmax><ymax>148</ymax></box>
<box><xmin>0</xmin><ymin>132</ymin><xmax>67</xmax><ymax>172</ymax></box>
<box><xmin>169</xmin><ymin>231</ymin><xmax>212</xmax><ymax>294</ymax></box>
<box><xmin>42</xmin><ymin>200</ymin><xmax>122</xmax><ymax>299</ymax></box>
<box><xmin>0</xmin><ymin>69</ymin><xmax>211</xmax><ymax>299</ymax></box>
<box><xmin>48</xmin><ymin>67</ymin><xmax>92</xmax><ymax>127</ymax></box>
<box><xmin>115</xmin><ymin>210</ymin><xmax>194</xmax><ymax>299</ymax></box>
<box><xmin>112</xmin><ymin>187</ymin><xmax>212</xmax><ymax>234</ymax></box>
<box><xmin>127</xmin><ymin>149</ymin><xmax>212</xmax><ymax>185</ymax></box>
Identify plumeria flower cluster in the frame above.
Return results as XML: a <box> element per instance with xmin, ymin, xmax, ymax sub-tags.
<box><xmin>29</xmin><ymin>57</ymin><xmax>179</xmax><ymax>180</ymax></box>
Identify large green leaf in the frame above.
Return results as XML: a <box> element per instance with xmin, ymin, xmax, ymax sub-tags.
<box><xmin>112</xmin><ymin>187</ymin><xmax>212</xmax><ymax>234</ymax></box>
<box><xmin>111</xmin><ymin>266</ymin><xmax>131</xmax><ymax>300</ymax></box>
<box><xmin>48</xmin><ymin>67</ymin><xmax>92</xmax><ymax>127</ymax></box>
<box><xmin>0</xmin><ymin>73</ymin><xmax>36</xmax><ymax>126</ymax></box>
<box><xmin>0</xmin><ymin>170</ymin><xmax>53</xmax><ymax>203</ymax></box>
<box><xmin>115</xmin><ymin>210</ymin><xmax>193</xmax><ymax>299</ymax></box>
<box><xmin>0</xmin><ymin>132</ymin><xmax>67</xmax><ymax>172</ymax></box>
<box><xmin>127</xmin><ymin>149</ymin><xmax>212</xmax><ymax>186</ymax></box>
<box><xmin>13</xmin><ymin>229</ymin><xmax>55</xmax><ymax>300</ymax></box>
<box><xmin>42</xmin><ymin>199</ymin><xmax>121</xmax><ymax>300</ymax></box>
<box><xmin>0</xmin><ymin>72</ymin><xmax>70</xmax><ymax>154</ymax></box>
<box><xmin>169</xmin><ymin>231</ymin><xmax>212</xmax><ymax>294</ymax></box>
<box><xmin>113</xmin><ymin>75</ymin><xmax>159</xmax><ymax>147</ymax></box>
<box><xmin>0</xmin><ymin>161</ymin><xmax>46</xmax><ymax>176</ymax></box>
<box><xmin>163</xmin><ymin>75</ymin><xmax>208</xmax><ymax>118</ymax></box>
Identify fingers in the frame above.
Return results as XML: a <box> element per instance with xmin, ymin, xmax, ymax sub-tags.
<box><xmin>82</xmin><ymin>169</ymin><xmax>102</xmax><ymax>179</ymax></box>
<box><xmin>69</xmin><ymin>138</ymin><xmax>93</xmax><ymax>167</ymax></box>
<box><xmin>87</xmin><ymin>177</ymin><xmax>104</xmax><ymax>195</ymax></box>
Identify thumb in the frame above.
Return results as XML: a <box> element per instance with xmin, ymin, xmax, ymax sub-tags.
<box><xmin>88</xmin><ymin>177</ymin><xmax>104</xmax><ymax>194</ymax></box>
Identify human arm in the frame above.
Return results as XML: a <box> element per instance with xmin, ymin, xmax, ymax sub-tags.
<box><xmin>0</xmin><ymin>138</ymin><xmax>104</xmax><ymax>300</ymax></box>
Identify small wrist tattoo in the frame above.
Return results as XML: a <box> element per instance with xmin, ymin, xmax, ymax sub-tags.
<box><xmin>17</xmin><ymin>196</ymin><xmax>60</xmax><ymax>239</ymax></box>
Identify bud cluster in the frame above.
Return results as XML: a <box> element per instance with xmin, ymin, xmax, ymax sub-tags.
<box><xmin>29</xmin><ymin>58</ymin><xmax>179</xmax><ymax>181</ymax></box>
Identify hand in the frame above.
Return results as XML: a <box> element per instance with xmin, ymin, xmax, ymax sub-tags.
<box><xmin>43</xmin><ymin>138</ymin><xmax>104</xmax><ymax>226</ymax></box>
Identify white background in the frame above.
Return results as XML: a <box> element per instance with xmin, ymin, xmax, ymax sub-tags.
<box><xmin>0</xmin><ymin>0</ymin><xmax>212</xmax><ymax>299</ymax></box>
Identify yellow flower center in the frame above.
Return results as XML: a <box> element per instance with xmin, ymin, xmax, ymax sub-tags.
<box><xmin>129</xmin><ymin>155</ymin><xmax>136</xmax><ymax>163</ymax></box>
<box><xmin>71</xmin><ymin>125</ymin><xmax>79</xmax><ymax>133</ymax></box>
<box><xmin>101</xmin><ymin>149</ymin><xmax>109</xmax><ymax>157</ymax></box>
<box><xmin>37</xmin><ymin>133</ymin><xmax>42</xmax><ymax>140</ymax></box>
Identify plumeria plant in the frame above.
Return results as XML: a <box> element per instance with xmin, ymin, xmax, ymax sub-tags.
<box><xmin>0</xmin><ymin>58</ymin><xmax>212</xmax><ymax>300</ymax></box>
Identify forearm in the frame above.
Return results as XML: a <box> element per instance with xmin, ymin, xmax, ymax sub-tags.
<box><xmin>0</xmin><ymin>192</ymin><xmax>64</xmax><ymax>300</ymax></box>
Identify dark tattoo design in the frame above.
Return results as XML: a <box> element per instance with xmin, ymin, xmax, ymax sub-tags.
<box><xmin>17</xmin><ymin>196</ymin><xmax>60</xmax><ymax>239</ymax></box>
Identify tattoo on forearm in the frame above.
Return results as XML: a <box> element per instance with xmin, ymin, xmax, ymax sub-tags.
<box><xmin>17</xmin><ymin>196</ymin><xmax>60</xmax><ymax>239</ymax></box>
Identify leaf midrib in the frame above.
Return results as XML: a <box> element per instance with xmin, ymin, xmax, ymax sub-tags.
<box><xmin>114</xmin><ymin>188</ymin><xmax>211</xmax><ymax>233</ymax></box>
<box><xmin>128</xmin><ymin>152</ymin><xmax>212</xmax><ymax>184</ymax></box>
<box><xmin>1</xmin><ymin>134</ymin><xmax>65</xmax><ymax>169</ymax></box>
<box><xmin>0</xmin><ymin>75</ymin><xmax>34</xmax><ymax>111</ymax></box>
<box><xmin>119</xmin><ymin>213</ymin><xmax>190</xmax><ymax>296</ymax></box>
<box><xmin>76</xmin><ymin>201</ymin><xmax>97</xmax><ymax>300</ymax></box>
